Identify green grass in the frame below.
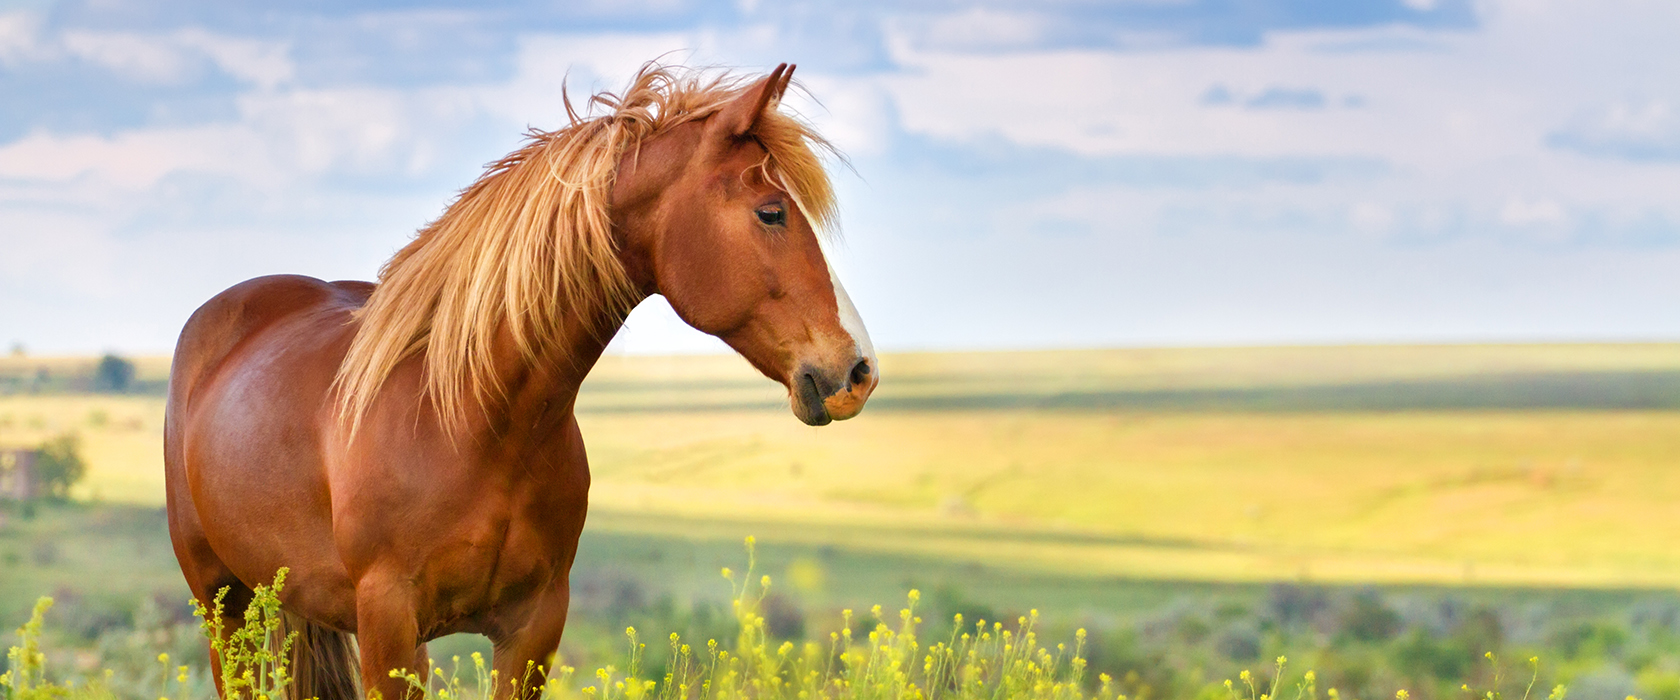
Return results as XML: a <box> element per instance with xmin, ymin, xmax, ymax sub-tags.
<box><xmin>2</xmin><ymin>535</ymin><xmax>1617</xmax><ymax>700</ymax></box>
<box><xmin>10</xmin><ymin>501</ymin><xmax>1680</xmax><ymax>700</ymax></box>
<box><xmin>0</xmin><ymin>504</ymin><xmax>183</xmax><ymax>625</ymax></box>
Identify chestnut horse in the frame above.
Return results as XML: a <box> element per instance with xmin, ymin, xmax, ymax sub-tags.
<box><xmin>163</xmin><ymin>62</ymin><xmax>876</xmax><ymax>700</ymax></box>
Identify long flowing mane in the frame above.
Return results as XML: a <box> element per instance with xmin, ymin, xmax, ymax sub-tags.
<box><xmin>334</xmin><ymin>62</ymin><xmax>839</xmax><ymax>435</ymax></box>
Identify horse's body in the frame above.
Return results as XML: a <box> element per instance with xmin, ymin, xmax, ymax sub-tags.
<box><xmin>163</xmin><ymin>64</ymin><xmax>876</xmax><ymax>700</ymax></box>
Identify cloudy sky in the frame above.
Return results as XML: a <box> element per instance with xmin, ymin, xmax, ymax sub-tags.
<box><xmin>2</xmin><ymin>0</ymin><xmax>1677</xmax><ymax>355</ymax></box>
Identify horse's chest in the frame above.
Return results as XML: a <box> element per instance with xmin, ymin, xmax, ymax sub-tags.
<box><xmin>422</xmin><ymin>498</ymin><xmax>585</xmax><ymax>634</ymax></box>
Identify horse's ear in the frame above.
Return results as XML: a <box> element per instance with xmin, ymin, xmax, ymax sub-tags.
<box><xmin>714</xmin><ymin>63</ymin><xmax>793</xmax><ymax>139</ymax></box>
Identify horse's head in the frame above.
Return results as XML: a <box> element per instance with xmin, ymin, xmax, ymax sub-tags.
<box><xmin>615</xmin><ymin>64</ymin><xmax>877</xmax><ymax>426</ymax></box>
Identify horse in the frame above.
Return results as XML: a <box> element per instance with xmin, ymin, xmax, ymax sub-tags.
<box><xmin>162</xmin><ymin>62</ymin><xmax>877</xmax><ymax>700</ymax></box>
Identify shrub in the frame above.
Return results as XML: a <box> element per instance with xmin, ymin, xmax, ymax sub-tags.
<box><xmin>91</xmin><ymin>357</ymin><xmax>134</xmax><ymax>394</ymax></box>
<box><xmin>1338</xmin><ymin>591</ymin><xmax>1401</xmax><ymax>644</ymax></box>
<box><xmin>33</xmin><ymin>435</ymin><xmax>86</xmax><ymax>502</ymax></box>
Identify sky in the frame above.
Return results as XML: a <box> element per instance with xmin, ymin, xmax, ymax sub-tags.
<box><xmin>1</xmin><ymin>0</ymin><xmax>1678</xmax><ymax>355</ymax></box>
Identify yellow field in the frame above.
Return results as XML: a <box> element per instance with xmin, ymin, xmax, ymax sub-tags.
<box><xmin>579</xmin><ymin>409</ymin><xmax>1680</xmax><ymax>587</ymax></box>
<box><xmin>0</xmin><ymin>394</ymin><xmax>166</xmax><ymax>502</ymax></box>
<box><xmin>5</xmin><ymin>344</ymin><xmax>1680</xmax><ymax>588</ymax></box>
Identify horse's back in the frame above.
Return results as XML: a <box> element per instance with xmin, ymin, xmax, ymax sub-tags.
<box><xmin>164</xmin><ymin>274</ymin><xmax>370</xmax><ymax>626</ymax></box>
<box><xmin>167</xmin><ymin>275</ymin><xmax>370</xmax><ymax>412</ymax></box>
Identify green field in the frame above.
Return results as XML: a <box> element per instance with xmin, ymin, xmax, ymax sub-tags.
<box><xmin>9</xmin><ymin>344</ymin><xmax>1678</xmax><ymax>587</ymax></box>
<box><xmin>7</xmin><ymin>343</ymin><xmax>1680</xmax><ymax>699</ymax></box>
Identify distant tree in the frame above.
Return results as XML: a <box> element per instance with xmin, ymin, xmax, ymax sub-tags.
<box><xmin>7</xmin><ymin>342</ymin><xmax>23</xmax><ymax>357</ymax></box>
<box><xmin>35</xmin><ymin>433</ymin><xmax>87</xmax><ymax>501</ymax></box>
<box><xmin>93</xmin><ymin>354</ymin><xmax>136</xmax><ymax>393</ymax></box>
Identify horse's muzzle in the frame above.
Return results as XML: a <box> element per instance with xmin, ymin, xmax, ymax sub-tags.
<box><xmin>792</xmin><ymin>357</ymin><xmax>877</xmax><ymax>426</ymax></box>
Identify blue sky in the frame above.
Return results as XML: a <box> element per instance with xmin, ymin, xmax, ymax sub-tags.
<box><xmin>2</xmin><ymin>0</ymin><xmax>1678</xmax><ymax>354</ymax></box>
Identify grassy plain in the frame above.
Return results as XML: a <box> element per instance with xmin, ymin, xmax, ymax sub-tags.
<box><xmin>580</xmin><ymin>344</ymin><xmax>1680</xmax><ymax>588</ymax></box>
<box><xmin>7</xmin><ymin>344</ymin><xmax>1680</xmax><ymax>699</ymax></box>
<box><xmin>4</xmin><ymin>343</ymin><xmax>1679</xmax><ymax>588</ymax></box>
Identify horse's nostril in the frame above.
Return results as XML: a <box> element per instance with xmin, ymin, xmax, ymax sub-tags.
<box><xmin>849</xmin><ymin>359</ymin><xmax>871</xmax><ymax>388</ymax></box>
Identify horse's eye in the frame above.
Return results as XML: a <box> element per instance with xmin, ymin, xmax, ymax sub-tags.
<box><xmin>756</xmin><ymin>204</ymin><xmax>786</xmax><ymax>227</ymax></box>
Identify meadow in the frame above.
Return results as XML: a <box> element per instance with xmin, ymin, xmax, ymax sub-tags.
<box><xmin>5</xmin><ymin>343</ymin><xmax>1680</xmax><ymax>699</ymax></box>
<box><xmin>10</xmin><ymin>344</ymin><xmax>1679</xmax><ymax>586</ymax></box>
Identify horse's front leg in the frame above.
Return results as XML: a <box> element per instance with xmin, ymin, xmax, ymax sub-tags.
<box><xmin>355</xmin><ymin>572</ymin><xmax>425</xmax><ymax>700</ymax></box>
<box><xmin>490</xmin><ymin>580</ymin><xmax>573</xmax><ymax>700</ymax></box>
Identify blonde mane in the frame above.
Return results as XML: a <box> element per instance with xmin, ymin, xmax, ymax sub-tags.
<box><xmin>334</xmin><ymin>63</ymin><xmax>839</xmax><ymax>435</ymax></box>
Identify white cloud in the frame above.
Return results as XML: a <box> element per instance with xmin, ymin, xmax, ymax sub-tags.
<box><xmin>0</xmin><ymin>31</ymin><xmax>687</xmax><ymax>202</ymax></box>
<box><xmin>62</xmin><ymin>30</ymin><xmax>196</xmax><ymax>83</ymax></box>
<box><xmin>1349</xmin><ymin>201</ymin><xmax>1396</xmax><ymax>234</ymax></box>
<box><xmin>1499</xmin><ymin>197</ymin><xmax>1567</xmax><ymax>227</ymax></box>
<box><xmin>483</xmin><ymin>32</ymin><xmax>699</xmax><ymax>127</ymax></box>
<box><xmin>0</xmin><ymin>82</ymin><xmax>488</xmax><ymax>193</ymax></box>
<box><xmin>1548</xmin><ymin>97</ymin><xmax>1680</xmax><ymax>162</ymax></box>
<box><xmin>871</xmin><ymin>0</ymin><xmax>1680</xmax><ymax>250</ymax></box>
<box><xmin>879</xmin><ymin>25</ymin><xmax>1512</xmax><ymax>163</ymax></box>
<box><xmin>9</xmin><ymin>23</ymin><xmax>293</xmax><ymax>88</ymax></box>
<box><xmin>0</xmin><ymin>125</ymin><xmax>257</xmax><ymax>188</ymax></box>
<box><xmin>914</xmin><ymin>9</ymin><xmax>1052</xmax><ymax>51</ymax></box>
<box><xmin>876</xmin><ymin>0</ymin><xmax>1680</xmax><ymax>172</ymax></box>
<box><xmin>0</xmin><ymin>11</ymin><xmax>47</xmax><ymax>65</ymax></box>
<box><xmin>174</xmin><ymin>28</ymin><xmax>294</xmax><ymax>89</ymax></box>
<box><xmin>237</xmin><ymin>87</ymin><xmax>455</xmax><ymax>176</ymax></box>
<box><xmin>782</xmin><ymin>75</ymin><xmax>895</xmax><ymax>156</ymax></box>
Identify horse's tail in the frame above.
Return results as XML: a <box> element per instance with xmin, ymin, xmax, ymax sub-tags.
<box><xmin>280</xmin><ymin>611</ymin><xmax>361</xmax><ymax>700</ymax></box>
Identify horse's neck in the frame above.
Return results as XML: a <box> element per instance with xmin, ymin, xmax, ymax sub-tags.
<box><xmin>473</xmin><ymin>144</ymin><xmax>665</xmax><ymax>440</ymax></box>
<box><xmin>472</xmin><ymin>298</ymin><xmax>639</xmax><ymax>441</ymax></box>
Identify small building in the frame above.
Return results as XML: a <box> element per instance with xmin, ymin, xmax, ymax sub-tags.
<box><xmin>0</xmin><ymin>448</ymin><xmax>41</xmax><ymax>501</ymax></box>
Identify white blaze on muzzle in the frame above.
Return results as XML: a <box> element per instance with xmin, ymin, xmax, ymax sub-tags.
<box><xmin>827</xmin><ymin>260</ymin><xmax>875</xmax><ymax>363</ymax></box>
